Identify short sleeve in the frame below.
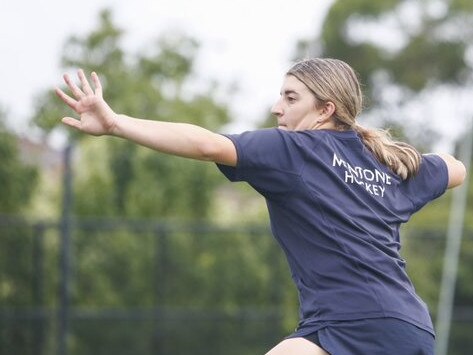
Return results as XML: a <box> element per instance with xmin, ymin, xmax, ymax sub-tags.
<box><xmin>216</xmin><ymin>128</ymin><xmax>304</xmax><ymax>197</ymax></box>
<box><xmin>401</xmin><ymin>154</ymin><xmax>449</xmax><ymax>212</ymax></box>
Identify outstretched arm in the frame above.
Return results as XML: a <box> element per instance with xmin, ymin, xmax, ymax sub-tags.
<box><xmin>55</xmin><ymin>70</ymin><xmax>237</xmax><ymax>166</ymax></box>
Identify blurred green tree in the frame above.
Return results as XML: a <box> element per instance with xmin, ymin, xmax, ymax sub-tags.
<box><xmin>0</xmin><ymin>108</ymin><xmax>39</xmax><ymax>303</ymax></box>
<box><xmin>0</xmin><ymin>111</ymin><xmax>38</xmax><ymax>214</ymax></box>
<box><xmin>32</xmin><ymin>9</ymin><xmax>231</xmax><ymax>220</ymax></box>
<box><xmin>0</xmin><ymin>110</ymin><xmax>40</xmax><ymax>354</ymax></box>
<box><xmin>295</xmin><ymin>0</ymin><xmax>473</xmax><ymax>149</ymax></box>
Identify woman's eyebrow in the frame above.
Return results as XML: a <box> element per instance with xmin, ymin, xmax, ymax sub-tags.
<box><xmin>281</xmin><ymin>89</ymin><xmax>299</xmax><ymax>96</ymax></box>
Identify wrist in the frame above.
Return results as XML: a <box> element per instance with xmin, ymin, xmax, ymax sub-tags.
<box><xmin>109</xmin><ymin>113</ymin><xmax>122</xmax><ymax>137</ymax></box>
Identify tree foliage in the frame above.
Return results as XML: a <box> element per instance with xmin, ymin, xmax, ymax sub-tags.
<box><xmin>0</xmin><ymin>111</ymin><xmax>40</xmax><ymax>355</ymax></box>
<box><xmin>0</xmin><ymin>111</ymin><xmax>38</xmax><ymax>214</ymax></box>
<box><xmin>295</xmin><ymin>0</ymin><xmax>473</xmax><ymax>149</ymax></box>
<box><xmin>310</xmin><ymin>0</ymin><xmax>473</xmax><ymax>98</ymax></box>
<box><xmin>32</xmin><ymin>9</ymin><xmax>231</xmax><ymax>220</ymax></box>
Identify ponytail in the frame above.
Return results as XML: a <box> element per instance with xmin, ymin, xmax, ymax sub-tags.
<box><xmin>354</xmin><ymin>123</ymin><xmax>422</xmax><ymax>180</ymax></box>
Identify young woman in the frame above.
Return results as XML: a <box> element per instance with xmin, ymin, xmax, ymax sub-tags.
<box><xmin>56</xmin><ymin>58</ymin><xmax>466</xmax><ymax>355</ymax></box>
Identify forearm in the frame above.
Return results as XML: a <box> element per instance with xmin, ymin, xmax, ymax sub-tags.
<box><xmin>111</xmin><ymin>114</ymin><xmax>228</xmax><ymax>162</ymax></box>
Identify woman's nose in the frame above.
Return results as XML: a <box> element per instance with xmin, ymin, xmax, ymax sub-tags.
<box><xmin>271</xmin><ymin>100</ymin><xmax>283</xmax><ymax>116</ymax></box>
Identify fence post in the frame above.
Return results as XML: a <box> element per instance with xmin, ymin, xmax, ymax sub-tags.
<box><xmin>33</xmin><ymin>223</ymin><xmax>46</xmax><ymax>355</ymax></box>
<box><xmin>57</xmin><ymin>143</ymin><xmax>74</xmax><ymax>355</ymax></box>
<box><xmin>435</xmin><ymin>123</ymin><xmax>473</xmax><ymax>355</ymax></box>
<box><xmin>154</xmin><ymin>224</ymin><xmax>168</xmax><ymax>354</ymax></box>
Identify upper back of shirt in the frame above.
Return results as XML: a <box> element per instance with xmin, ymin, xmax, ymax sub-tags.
<box><xmin>217</xmin><ymin>128</ymin><xmax>448</xmax><ymax>332</ymax></box>
<box><xmin>219</xmin><ymin>128</ymin><xmax>446</xmax><ymax>216</ymax></box>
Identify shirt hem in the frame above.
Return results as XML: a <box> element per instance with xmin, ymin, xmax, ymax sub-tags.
<box><xmin>298</xmin><ymin>311</ymin><xmax>435</xmax><ymax>336</ymax></box>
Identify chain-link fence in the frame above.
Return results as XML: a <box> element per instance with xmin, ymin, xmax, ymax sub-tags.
<box><xmin>1</xmin><ymin>215</ymin><xmax>472</xmax><ymax>355</ymax></box>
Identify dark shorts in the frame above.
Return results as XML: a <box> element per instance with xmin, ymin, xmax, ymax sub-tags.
<box><xmin>296</xmin><ymin>318</ymin><xmax>435</xmax><ymax>355</ymax></box>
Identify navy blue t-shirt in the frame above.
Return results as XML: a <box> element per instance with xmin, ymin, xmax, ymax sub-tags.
<box><xmin>217</xmin><ymin>128</ymin><xmax>448</xmax><ymax>335</ymax></box>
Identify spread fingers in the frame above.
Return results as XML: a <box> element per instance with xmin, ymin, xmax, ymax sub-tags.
<box><xmin>78</xmin><ymin>69</ymin><xmax>94</xmax><ymax>95</ymax></box>
<box><xmin>63</xmin><ymin>73</ymin><xmax>85</xmax><ymax>99</ymax></box>
<box><xmin>55</xmin><ymin>87</ymin><xmax>78</xmax><ymax>111</ymax></box>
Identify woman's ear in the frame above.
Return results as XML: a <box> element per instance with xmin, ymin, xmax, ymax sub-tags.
<box><xmin>321</xmin><ymin>101</ymin><xmax>336</xmax><ymax>118</ymax></box>
<box><xmin>315</xmin><ymin>101</ymin><xmax>336</xmax><ymax>125</ymax></box>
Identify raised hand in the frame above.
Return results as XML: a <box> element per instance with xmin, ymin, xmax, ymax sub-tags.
<box><xmin>55</xmin><ymin>69</ymin><xmax>117</xmax><ymax>136</ymax></box>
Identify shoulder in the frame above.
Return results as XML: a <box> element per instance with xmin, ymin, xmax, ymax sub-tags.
<box><xmin>228</xmin><ymin>128</ymin><xmax>322</xmax><ymax>150</ymax></box>
<box><xmin>222</xmin><ymin>128</ymin><xmax>309</xmax><ymax>172</ymax></box>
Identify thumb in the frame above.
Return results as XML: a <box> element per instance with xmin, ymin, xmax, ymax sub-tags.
<box><xmin>62</xmin><ymin>117</ymin><xmax>82</xmax><ymax>130</ymax></box>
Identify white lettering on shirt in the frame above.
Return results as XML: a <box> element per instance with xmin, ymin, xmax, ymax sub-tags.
<box><xmin>332</xmin><ymin>153</ymin><xmax>392</xmax><ymax>198</ymax></box>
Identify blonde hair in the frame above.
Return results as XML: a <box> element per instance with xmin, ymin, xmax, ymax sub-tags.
<box><xmin>287</xmin><ymin>58</ymin><xmax>421</xmax><ymax>180</ymax></box>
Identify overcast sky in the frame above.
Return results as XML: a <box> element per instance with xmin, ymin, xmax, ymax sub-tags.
<box><xmin>0</xmin><ymin>0</ymin><xmax>333</xmax><ymax>139</ymax></box>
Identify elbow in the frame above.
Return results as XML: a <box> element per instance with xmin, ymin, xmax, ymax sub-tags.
<box><xmin>437</xmin><ymin>153</ymin><xmax>468</xmax><ymax>189</ymax></box>
<box><xmin>199</xmin><ymin>143</ymin><xmax>218</xmax><ymax>161</ymax></box>
<box><xmin>458</xmin><ymin>161</ymin><xmax>467</xmax><ymax>185</ymax></box>
<box><xmin>198</xmin><ymin>141</ymin><xmax>225</xmax><ymax>162</ymax></box>
<box><xmin>449</xmin><ymin>160</ymin><xmax>467</xmax><ymax>189</ymax></box>
<box><xmin>197</xmin><ymin>135</ymin><xmax>237</xmax><ymax>166</ymax></box>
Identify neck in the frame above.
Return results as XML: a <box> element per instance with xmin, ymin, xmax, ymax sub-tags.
<box><xmin>312</xmin><ymin>120</ymin><xmax>338</xmax><ymax>130</ymax></box>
